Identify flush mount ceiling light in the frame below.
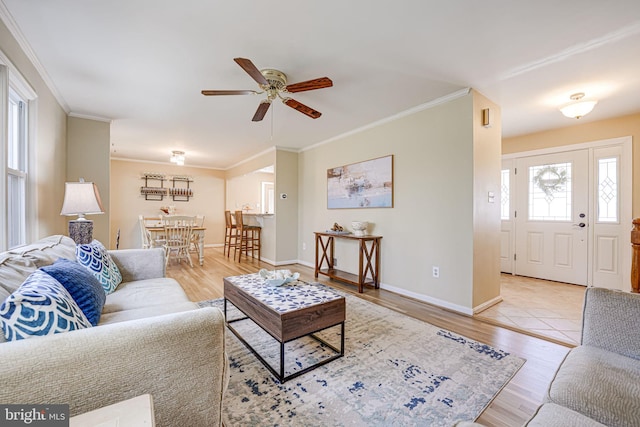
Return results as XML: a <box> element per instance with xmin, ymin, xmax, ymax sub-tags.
<box><xmin>170</xmin><ymin>150</ymin><xmax>185</xmax><ymax>165</ymax></box>
<box><xmin>560</xmin><ymin>92</ymin><xmax>597</xmax><ymax>119</ymax></box>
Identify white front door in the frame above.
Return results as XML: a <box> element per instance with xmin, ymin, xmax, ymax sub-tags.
<box><xmin>514</xmin><ymin>150</ymin><xmax>589</xmax><ymax>285</ymax></box>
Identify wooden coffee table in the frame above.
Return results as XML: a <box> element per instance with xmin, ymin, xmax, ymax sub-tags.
<box><xmin>223</xmin><ymin>274</ymin><xmax>346</xmax><ymax>383</ymax></box>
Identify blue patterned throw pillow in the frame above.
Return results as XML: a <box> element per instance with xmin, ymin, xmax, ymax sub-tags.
<box><xmin>75</xmin><ymin>240</ymin><xmax>122</xmax><ymax>295</ymax></box>
<box><xmin>0</xmin><ymin>270</ymin><xmax>92</xmax><ymax>341</ymax></box>
<box><xmin>40</xmin><ymin>258</ymin><xmax>106</xmax><ymax>326</ymax></box>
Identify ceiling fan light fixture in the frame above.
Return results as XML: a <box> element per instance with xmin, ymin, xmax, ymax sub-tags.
<box><xmin>560</xmin><ymin>92</ymin><xmax>597</xmax><ymax>119</ymax></box>
<box><xmin>170</xmin><ymin>150</ymin><xmax>185</xmax><ymax>166</ymax></box>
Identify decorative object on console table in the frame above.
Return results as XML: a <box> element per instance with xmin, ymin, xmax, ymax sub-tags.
<box><xmin>351</xmin><ymin>221</ymin><xmax>368</xmax><ymax>236</ymax></box>
<box><xmin>60</xmin><ymin>179</ymin><xmax>104</xmax><ymax>245</ymax></box>
<box><xmin>327</xmin><ymin>155</ymin><xmax>393</xmax><ymax>209</ymax></box>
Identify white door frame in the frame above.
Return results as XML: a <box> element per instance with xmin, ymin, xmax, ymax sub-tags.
<box><xmin>502</xmin><ymin>136</ymin><xmax>632</xmax><ymax>289</ymax></box>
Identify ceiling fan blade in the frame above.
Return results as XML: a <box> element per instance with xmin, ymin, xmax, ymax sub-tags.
<box><xmin>201</xmin><ymin>90</ymin><xmax>258</xmax><ymax>96</ymax></box>
<box><xmin>252</xmin><ymin>100</ymin><xmax>271</xmax><ymax>122</ymax></box>
<box><xmin>234</xmin><ymin>57</ymin><xmax>268</xmax><ymax>86</ymax></box>
<box><xmin>284</xmin><ymin>77</ymin><xmax>333</xmax><ymax>93</ymax></box>
<box><xmin>283</xmin><ymin>98</ymin><xmax>322</xmax><ymax>119</ymax></box>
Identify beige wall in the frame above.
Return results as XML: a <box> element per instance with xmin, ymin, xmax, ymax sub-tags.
<box><xmin>110</xmin><ymin>159</ymin><xmax>225</xmax><ymax>249</ymax></box>
<box><xmin>472</xmin><ymin>91</ymin><xmax>502</xmax><ymax>308</ymax></box>
<box><xmin>503</xmin><ymin>112</ymin><xmax>640</xmax><ymax>217</ymax></box>
<box><xmin>66</xmin><ymin>116</ymin><xmax>110</xmax><ymax>245</ymax></box>
<box><xmin>0</xmin><ymin>17</ymin><xmax>68</xmax><ymax>243</ymax></box>
<box><xmin>298</xmin><ymin>91</ymin><xmax>500</xmax><ymax>313</ymax></box>
<box><xmin>275</xmin><ymin>149</ymin><xmax>298</xmax><ymax>263</ymax></box>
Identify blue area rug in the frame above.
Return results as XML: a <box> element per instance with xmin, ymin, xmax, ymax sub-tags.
<box><xmin>198</xmin><ymin>293</ymin><xmax>524</xmax><ymax>426</ymax></box>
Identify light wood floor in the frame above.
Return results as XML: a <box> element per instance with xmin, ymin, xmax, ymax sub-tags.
<box><xmin>167</xmin><ymin>247</ymin><xmax>571</xmax><ymax>426</ymax></box>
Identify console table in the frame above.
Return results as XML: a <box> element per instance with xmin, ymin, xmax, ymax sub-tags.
<box><xmin>314</xmin><ymin>232</ymin><xmax>382</xmax><ymax>293</ymax></box>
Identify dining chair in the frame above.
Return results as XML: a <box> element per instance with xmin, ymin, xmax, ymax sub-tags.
<box><xmin>224</xmin><ymin>211</ymin><xmax>238</xmax><ymax>257</ymax></box>
<box><xmin>161</xmin><ymin>215</ymin><xmax>197</xmax><ymax>226</ymax></box>
<box><xmin>140</xmin><ymin>215</ymin><xmax>166</xmax><ymax>248</ymax></box>
<box><xmin>162</xmin><ymin>222</ymin><xmax>194</xmax><ymax>267</ymax></box>
<box><xmin>139</xmin><ymin>215</ymin><xmax>152</xmax><ymax>249</ymax></box>
<box><xmin>234</xmin><ymin>210</ymin><xmax>261</xmax><ymax>262</ymax></box>
<box><xmin>190</xmin><ymin>215</ymin><xmax>205</xmax><ymax>253</ymax></box>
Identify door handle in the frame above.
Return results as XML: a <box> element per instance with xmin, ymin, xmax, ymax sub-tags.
<box><xmin>573</xmin><ymin>222</ymin><xmax>586</xmax><ymax>228</ymax></box>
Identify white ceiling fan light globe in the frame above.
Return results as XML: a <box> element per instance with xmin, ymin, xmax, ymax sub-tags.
<box><xmin>559</xmin><ymin>92</ymin><xmax>597</xmax><ymax>119</ymax></box>
<box><xmin>560</xmin><ymin>100</ymin><xmax>598</xmax><ymax>119</ymax></box>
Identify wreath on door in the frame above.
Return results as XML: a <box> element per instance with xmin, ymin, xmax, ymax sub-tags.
<box><xmin>533</xmin><ymin>165</ymin><xmax>567</xmax><ymax>197</ymax></box>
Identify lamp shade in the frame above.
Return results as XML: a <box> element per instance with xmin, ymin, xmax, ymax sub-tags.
<box><xmin>60</xmin><ymin>181</ymin><xmax>104</xmax><ymax>219</ymax></box>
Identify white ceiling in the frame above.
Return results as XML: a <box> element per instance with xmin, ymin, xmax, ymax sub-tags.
<box><xmin>2</xmin><ymin>1</ymin><xmax>640</xmax><ymax>169</ymax></box>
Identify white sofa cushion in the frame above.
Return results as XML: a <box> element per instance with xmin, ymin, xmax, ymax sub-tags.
<box><xmin>102</xmin><ymin>278</ymin><xmax>191</xmax><ymax>314</ymax></box>
<box><xmin>99</xmin><ymin>301</ymin><xmax>197</xmax><ymax>325</ymax></box>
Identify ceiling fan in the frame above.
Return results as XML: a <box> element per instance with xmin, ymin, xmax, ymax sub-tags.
<box><xmin>201</xmin><ymin>58</ymin><xmax>333</xmax><ymax>122</ymax></box>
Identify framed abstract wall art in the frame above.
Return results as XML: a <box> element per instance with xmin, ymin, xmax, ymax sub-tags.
<box><xmin>327</xmin><ymin>155</ymin><xmax>393</xmax><ymax>209</ymax></box>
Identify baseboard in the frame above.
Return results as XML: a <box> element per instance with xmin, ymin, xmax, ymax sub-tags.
<box><xmin>298</xmin><ymin>260</ymin><xmax>314</xmax><ymax>269</ymax></box>
<box><xmin>380</xmin><ymin>283</ymin><xmax>474</xmax><ymax>316</ymax></box>
<box><xmin>273</xmin><ymin>259</ymin><xmax>299</xmax><ymax>266</ymax></box>
<box><xmin>262</xmin><ymin>258</ymin><xmax>480</xmax><ymax>316</ymax></box>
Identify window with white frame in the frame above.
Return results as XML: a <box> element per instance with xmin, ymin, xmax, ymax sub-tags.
<box><xmin>7</xmin><ymin>88</ymin><xmax>28</xmax><ymax>248</ymax></box>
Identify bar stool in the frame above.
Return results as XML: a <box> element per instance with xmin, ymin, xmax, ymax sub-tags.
<box><xmin>234</xmin><ymin>210</ymin><xmax>261</xmax><ymax>262</ymax></box>
<box><xmin>223</xmin><ymin>211</ymin><xmax>238</xmax><ymax>257</ymax></box>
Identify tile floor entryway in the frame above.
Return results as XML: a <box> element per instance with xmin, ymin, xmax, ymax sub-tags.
<box><xmin>475</xmin><ymin>274</ymin><xmax>585</xmax><ymax>346</ymax></box>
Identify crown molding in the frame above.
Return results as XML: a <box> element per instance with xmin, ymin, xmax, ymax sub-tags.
<box><xmin>110</xmin><ymin>156</ymin><xmax>225</xmax><ymax>171</ymax></box>
<box><xmin>225</xmin><ymin>146</ymin><xmax>276</xmax><ymax>171</ymax></box>
<box><xmin>0</xmin><ymin>1</ymin><xmax>69</xmax><ymax>113</ymax></box>
<box><xmin>499</xmin><ymin>21</ymin><xmax>640</xmax><ymax>81</ymax></box>
<box><xmin>68</xmin><ymin>112</ymin><xmax>112</xmax><ymax>123</ymax></box>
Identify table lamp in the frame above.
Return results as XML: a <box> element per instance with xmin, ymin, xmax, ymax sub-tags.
<box><xmin>60</xmin><ymin>179</ymin><xmax>104</xmax><ymax>244</ymax></box>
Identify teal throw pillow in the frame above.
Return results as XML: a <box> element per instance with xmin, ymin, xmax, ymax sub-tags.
<box><xmin>40</xmin><ymin>258</ymin><xmax>106</xmax><ymax>326</ymax></box>
<box><xmin>75</xmin><ymin>240</ymin><xmax>122</xmax><ymax>295</ymax></box>
<box><xmin>0</xmin><ymin>270</ymin><xmax>92</xmax><ymax>341</ymax></box>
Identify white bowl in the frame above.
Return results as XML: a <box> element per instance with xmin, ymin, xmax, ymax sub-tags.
<box><xmin>351</xmin><ymin>221</ymin><xmax>368</xmax><ymax>236</ymax></box>
<box><xmin>259</xmin><ymin>269</ymin><xmax>300</xmax><ymax>287</ymax></box>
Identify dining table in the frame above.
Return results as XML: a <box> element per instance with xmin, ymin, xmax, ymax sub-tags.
<box><xmin>145</xmin><ymin>222</ymin><xmax>206</xmax><ymax>266</ymax></box>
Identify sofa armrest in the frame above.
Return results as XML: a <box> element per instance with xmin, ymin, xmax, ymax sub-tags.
<box><xmin>581</xmin><ymin>287</ymin><xmax>640</xmax><ymax>360</ymax></box>
<box><xmin>108</xmin><ymin>248</ymin><xmax>166</xmax><ymax>282</ymax></box>
<box><xmin>0</xmin><ymin>307</ymin><xmax>227</xmax><ymax>426</ymax></box>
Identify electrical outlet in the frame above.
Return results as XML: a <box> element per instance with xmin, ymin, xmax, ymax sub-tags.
<box><xmin>432</xmin><ymin>266</ymin><xmax>440</xmax><ymax>278</ymax></box>
<box><xmin>302</xmin><ymin>242</ymin><xmax>306</xmax><ymax>250</ymax></box>
<box><xmin>333</xmin><ymin>258</ymin><xmax>338</xmax><ymax>267</ymax></box>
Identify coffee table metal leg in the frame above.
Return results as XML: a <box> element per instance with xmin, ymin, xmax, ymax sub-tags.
<box><xmin>280</xmin><ymin>342</ymin><xmax>285</xmax><ymax>381</ymax></box>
